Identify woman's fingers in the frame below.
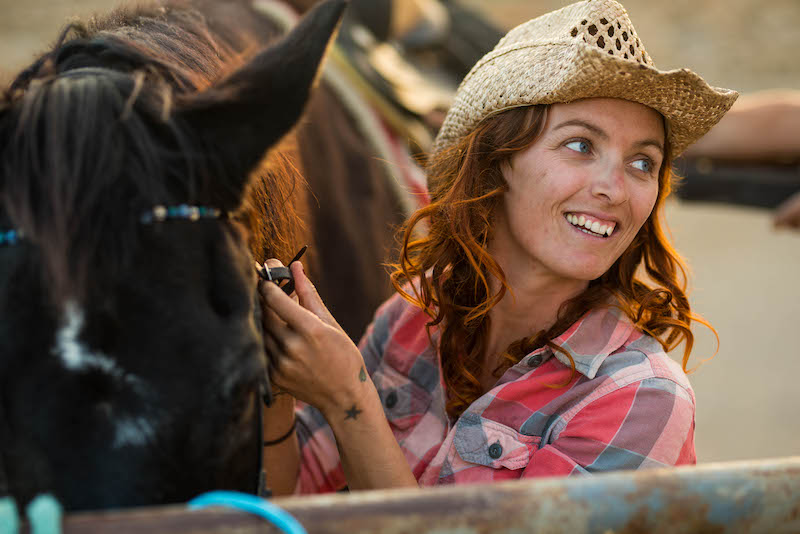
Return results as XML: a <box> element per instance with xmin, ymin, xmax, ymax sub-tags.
<box><xmin>291</xmin><ymin>262</ymin><xmax>341</xmax><ymax>329</ymax></box>
<box><xmin>262</xmin><ymin>327</ymin><xmax>285</xmax><ymax>366</ymax></box>
<box><xmin>260</xmin><ymin>278</ymin><xmax>321</xmax><ymax>334</ymax></box>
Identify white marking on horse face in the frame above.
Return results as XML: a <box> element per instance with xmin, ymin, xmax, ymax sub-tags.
<box><xmin>113</xmin><ymin>416</ymin><xmax>157</xmax><ymax>449</ymax></box>
<box><xmin>55</xmin><ymin>300</ymin><xmax>123</xmax><ymax>377</ymax></box>
<box><xmin>53</xmin><ymin>301</ymin><xmax>158</xmax><ymax>449</ymax></box>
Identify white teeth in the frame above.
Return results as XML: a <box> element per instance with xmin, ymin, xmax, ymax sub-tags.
<box><xmin>565</xmin><ymin>213</ymin><xmax>616</xmax><ymax>238</ymax></box>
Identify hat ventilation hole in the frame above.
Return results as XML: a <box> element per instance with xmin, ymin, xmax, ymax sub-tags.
<box><xmin>569</xmin><ymin>14</ymin><xmax>651</xmax><ymax>65</ymax></box>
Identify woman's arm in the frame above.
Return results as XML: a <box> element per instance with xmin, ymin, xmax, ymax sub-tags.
<box><xmin>261</xmin><ymin>393</ymin><xmax>300</xmax><ymax>496</ymax></box>
<box><xmin>259</xmin><ymin>261</ymin><xmax>417</xmax><ymax>491</ymax></box>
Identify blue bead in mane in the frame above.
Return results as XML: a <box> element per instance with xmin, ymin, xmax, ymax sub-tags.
<box><xmin>0</xmin><ymin>230</ymin><xmax>22</xmax><ymax>246</ymax></box>
<box><xmin>139</xmin><ymin>204</ymin><xmax>225</xmax><ymax>224</ymax></box>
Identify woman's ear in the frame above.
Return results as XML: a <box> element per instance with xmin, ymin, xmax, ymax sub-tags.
<box><xmin>176</xmin><ymin>0</ymin><xmax>347</xmax><ymax>209</ymax></box>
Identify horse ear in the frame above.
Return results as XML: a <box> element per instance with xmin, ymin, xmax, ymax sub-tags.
<box><xmin>176</xmin><ymin>0</ymin><xmax>347</xmax><ymax>208</ymax></box>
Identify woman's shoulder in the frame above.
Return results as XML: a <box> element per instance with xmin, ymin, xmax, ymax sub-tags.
<box><xmin>553</xmin><ymin>306</ymin><xmax>693</xmax><ymax>399</ymax></box>
<box><xmin>597</xmin><ymin>328</ymin><xmax>695</xmax><ymax>401</ymax></box>
<box><xmin>372</xmin><ymin>283</ymin><xmax>430</xmax><ymax>328</ymax></box>
<box><xmin>360</xmin><ymin>284</ymin><xmax>435</xmax><ymax>361</ymax></box>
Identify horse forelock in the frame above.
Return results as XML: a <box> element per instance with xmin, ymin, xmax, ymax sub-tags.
<box><xmin>0</xmin><ymin>3</ymin><xmax>272</xmax><ymax>305</ymax></box>
<box><xmin>2</xmin><ymin>66</ymin><xmax>189</xmax><ymax>305</ymax></box>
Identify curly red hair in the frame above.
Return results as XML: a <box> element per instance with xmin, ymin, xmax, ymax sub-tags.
<box><xmin>390</xmin><ymin>105</ymin><xmax>714</xmax><ymax>420</ymax></box>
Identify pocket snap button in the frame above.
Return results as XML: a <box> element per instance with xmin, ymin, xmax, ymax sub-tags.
<box><xmin>527</xmin><ymin>354</ymin><xmax>543</xmax><ymax>367</ymax></box>
<box><xmin>488</xmin><ymin>442</ymin><xmax>503</xmax><ymax>459</ymax></box>
<box><xmin>385</xmin><ymin>390</ymin><xmax>399</xmax><ymax>409</ymax></box>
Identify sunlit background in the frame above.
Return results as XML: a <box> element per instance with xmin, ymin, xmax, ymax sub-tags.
<box><xmin>2</xmin><ymin>0</ymin><xmax>799</xmax><ymax>464</ymax></box>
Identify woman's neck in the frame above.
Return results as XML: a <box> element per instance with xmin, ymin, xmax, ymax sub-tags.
<box><xmin>484</xmin><ymin>261</ymin><xmax>588</xmax><ymax>365</ymax></box>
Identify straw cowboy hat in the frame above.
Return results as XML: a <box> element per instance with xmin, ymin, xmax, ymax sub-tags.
<box><xmin>434</xmin><ymin>0</ymin><xmax>739</xmax><ymax>156</ymax></box>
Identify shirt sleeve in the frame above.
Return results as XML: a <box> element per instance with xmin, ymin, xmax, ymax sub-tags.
<box><xmin>294</xmin><ymin>294</ymin><xmax>401</xmax><ymax>493</ymax></box>
<box><xmin>522</xmin><ymin>377</ymin><xmax>696</xmax><ymax>477</ymax></box>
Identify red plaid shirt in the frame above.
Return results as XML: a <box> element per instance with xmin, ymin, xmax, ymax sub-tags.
<box><xmin>294</xmin><ymin>292</ymin><xmax>696</xmax><ymax>492</ymax></box>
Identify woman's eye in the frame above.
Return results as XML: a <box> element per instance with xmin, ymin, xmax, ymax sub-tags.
<box><xmin>631</xmin><ymin>158</ymin><xmax>653</xmax><ymax>173</ymax></box>
<box><xmin>565</xmin><ymin>140</ymin><xmax>590</xmax><ymax>154</ymax></box>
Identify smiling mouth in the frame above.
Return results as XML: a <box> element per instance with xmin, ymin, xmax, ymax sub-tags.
<box><xmin>564</xmin><ymin>213</ymin><xmax>616</xmax><ymax>238</ymax></box>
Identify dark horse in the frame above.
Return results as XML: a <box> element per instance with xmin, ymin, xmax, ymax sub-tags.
<box><xmin>0</xmin><ymin>0</ymin><xmax>408</xmax><ymax>511</ymax></box>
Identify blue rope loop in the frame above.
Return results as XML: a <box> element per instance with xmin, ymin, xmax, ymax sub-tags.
<box><xmin>188</xmin><ymin>491</ymin><xmax>307</xmax><ymax>534</ymax></box>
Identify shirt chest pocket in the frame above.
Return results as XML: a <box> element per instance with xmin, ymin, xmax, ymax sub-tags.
<box><xmin>372</xmin><ymin>364</ymin><xmax>434</xmax><ymax>436</ymax></box>
<box><xmin>454</xmin><ymin>412</ymin><xmax>541</xmax><ymax>471</ymax></box>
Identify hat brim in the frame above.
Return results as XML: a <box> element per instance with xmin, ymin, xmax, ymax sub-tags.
<box><xmin>434</xmin><ymin>41</ymin><xmax>739</xmax><ymax>156</ymax></box>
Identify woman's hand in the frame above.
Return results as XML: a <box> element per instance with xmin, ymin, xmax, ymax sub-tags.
<box><xmin>774</xmin><ymin>190</ymin><xmax>800</xmax><ymax>230</ymax></box>
<box><xmin>258</xmin><ymin>260</ymin><xmax>418</xmax><ymax>491</ymax></box>
<box><xmin>258</xmin><ymin>260</ymin><xmax>373</xmax><ymax>418</ymax></box>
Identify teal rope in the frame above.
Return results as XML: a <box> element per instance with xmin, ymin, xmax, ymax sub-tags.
<box><xmin>0</xmin><ymin>497</ymin><xmax>20</xmax><ymax>534</ymax></box>
<box><xmin>188</xmin><ymin>491</ymin><xmax>307</xmax><ymax>534</ymax></box>
<box><xmin>26</xmin><ymin>495</ymin><xmax>62</xmax><ymax>534</ymax></box>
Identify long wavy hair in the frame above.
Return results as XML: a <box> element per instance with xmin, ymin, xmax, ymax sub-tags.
<box><xmin>390</xmin><ymin>105</ymin><xmax>713</xmax><ymax>419</ymax></box>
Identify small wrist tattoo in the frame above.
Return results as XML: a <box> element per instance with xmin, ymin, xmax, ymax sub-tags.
<box><xmin>359</xmin><ymin>367</ymin><xmax>367</xmax><ymax>382</ymax></box>
<box><xmin>344</xmin><ymin>405</ymin><xmax>363</xmax><ymax>420</ymax></box>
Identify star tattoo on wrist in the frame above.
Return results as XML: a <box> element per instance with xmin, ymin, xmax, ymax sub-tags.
<box><xmin>359</xmin><ymin>367</ymin><xmax>367</xmax><ymax>382</ymax></box>
<box><xmin>344</xmin><ymin>404</ymin><xmax>362</xmax><ymax>420</ymax></box>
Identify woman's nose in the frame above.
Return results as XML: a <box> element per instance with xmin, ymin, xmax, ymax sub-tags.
<box><xmin>590</xmin><ymin>162</ymin><xmax>627</xmax><ymax>205</ymax></box>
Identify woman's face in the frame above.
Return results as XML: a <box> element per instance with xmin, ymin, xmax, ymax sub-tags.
<box><xmin>492</xmin><ymin>98</ymin><xmax>665</xmax><ymax>284</ymax></box>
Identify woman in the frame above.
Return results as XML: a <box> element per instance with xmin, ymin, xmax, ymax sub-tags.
<box><xmin>258</xmin><ymin>0</ymin><xmax>738</xmax><ymax>494</ymax></box>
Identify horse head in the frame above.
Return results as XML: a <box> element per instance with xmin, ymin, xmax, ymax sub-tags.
<box><xmin>0</xmin><ymin>0</ymin><xmax>345</xmax><ymax>511</ymax></box>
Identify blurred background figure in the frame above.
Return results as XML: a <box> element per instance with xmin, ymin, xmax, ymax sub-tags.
<box><xmin>1</xmin><ymin>0</ymin><xmax>798</xmax><ymax>464</ymax></box>
<box><xmin>683</xmin><ymin>90</ymin><xmax>800</xmax><ymax>230</ymax></box>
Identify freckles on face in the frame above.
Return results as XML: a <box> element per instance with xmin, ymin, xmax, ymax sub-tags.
<box><xmin>494</xmin><ymin>98</ymin><xmax>665</xmax><ymax>282</ymax></box>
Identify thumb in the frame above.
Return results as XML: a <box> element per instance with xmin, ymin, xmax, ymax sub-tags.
<box><xmin>292</xmin><ymin>262</ymin><xmax>341</xmax><ymax>329</ymax></box>
<box><xmin>774</xmin><ymin>191</ymin><xmax>800</xmax><ymax>229</ymax></box>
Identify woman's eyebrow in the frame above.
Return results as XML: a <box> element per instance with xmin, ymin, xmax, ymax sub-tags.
<box><xmin>634</xmin><ymin>139</ymin><xmax>665</xmax><ymax>156</ymax></box>
<box><xmin>551</xmin><ymin>119</ymin><xmax>609</xmax><ymax>139</ymax></box>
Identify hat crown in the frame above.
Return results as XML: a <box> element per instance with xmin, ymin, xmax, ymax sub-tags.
<box><xmin>496</xmin><ymin>0</ymin><xmax>653</xmax><ymax>67</ymax></box>
<box><xmin>432</xmin><ymin>0</ymin><xmax>738</xmax><ymax>158</ymax></box>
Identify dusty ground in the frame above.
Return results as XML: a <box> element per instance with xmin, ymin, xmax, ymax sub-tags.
<box><xmin>1</xmin><ymin>0</ymin><xmax>799</xmax><ymax>464</ymax></box>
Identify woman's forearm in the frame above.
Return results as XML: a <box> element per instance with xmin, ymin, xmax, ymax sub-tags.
<box><xmin>323</xmin><ymin>382</ymin><xmax>418</xmax><ymax>491</ymax></box>
<box><xmin>261</xmin><ymin>393</ymin><xmax>300</xmax><ymax>496</ymax></box>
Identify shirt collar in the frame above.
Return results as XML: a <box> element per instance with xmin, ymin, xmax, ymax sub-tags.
<box><xmin>542</xmin><ymin>306</ymin><xmax>636</xmax><ymax>379</ymax></box>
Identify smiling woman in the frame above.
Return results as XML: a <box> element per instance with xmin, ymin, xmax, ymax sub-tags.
<box><xmin>257</xmin><ymin>0</ymin><xmax>739</xmax><ymax>494</ymax></box>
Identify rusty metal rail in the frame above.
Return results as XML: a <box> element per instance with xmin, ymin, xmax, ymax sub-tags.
<box><xmin>60</xmin><ymin>456</ymin><xmax>800</xmax><ymax>533</ymax></box>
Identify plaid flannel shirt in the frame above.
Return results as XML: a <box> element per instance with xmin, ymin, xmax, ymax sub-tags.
<box><xmin>294</xmin><ymin>291</ymin><xmax>696</xmax><ymax>492</ymax></box>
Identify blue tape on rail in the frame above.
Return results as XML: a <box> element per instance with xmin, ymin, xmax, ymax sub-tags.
<box><xmin>188</xmin><ymin>491</ymin><xmax>308</xmax><ymax>534</ymax></box>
